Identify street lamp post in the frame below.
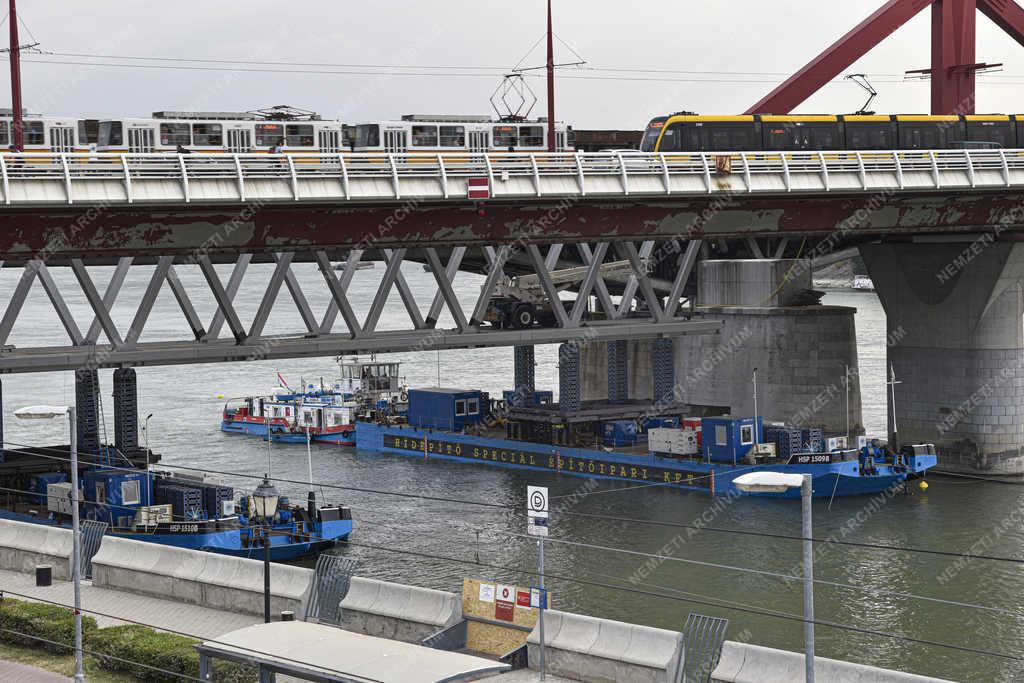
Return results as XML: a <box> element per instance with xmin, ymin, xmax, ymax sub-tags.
<box><xmin>251</xmin><ymin>475</ymin><xmax>280</xmax><ymax>623</ymax></box>
<box><xmin>15</xmin><ymin>405</ymin><xmax>84</xmax><ymax>683</ymax></box>
<box><xmin>734</xmin><ymin>472</ymin><xmax>815</xmax><ymax>683</ymax></box>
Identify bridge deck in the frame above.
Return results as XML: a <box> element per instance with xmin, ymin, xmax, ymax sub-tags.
<box><xmin>0</xmin><ymin>149</ymin><xmax>1019</xmax><ymax>207</ymax></box>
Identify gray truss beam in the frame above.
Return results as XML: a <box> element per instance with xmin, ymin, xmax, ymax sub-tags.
<box><xmin>470</xmin><ymin>245</ymin><xmax>510</xmax><ymax>326</ymax></box>
<box><xmin>165</xmin><ymin>265</ymin><xmax>207</xmax><ymax>340</ymax></box>
<box><xmin>123</xmin><ymin>256</ymin><xmax>173</xmax><ymax>349</ymax></box>
<box><xmin>363</xmin><ymin>248</ymin><xmax>406</xmax><ymax>333</ymax></box>
<box><xmin>526</xmin><ymin>244</ymin><xmax>572</xmax><ymax>328</ymax></box>
<box><xmin>36</xmin><ymin>262</ymin><xmax>85</xmax><ymax>346</ymax></box>
<box><xmin>85</xmin><ymin>257</ymin><xmax>132</xmax><ymax>344</ymax></box>
<box><xmin>424</xmin><ymin>247</ymin><xmax>469</xmax><ymax>331</ymax></box>
<box><xmin>205</xmin><ymin>254</ymin><xmax>251</xmax><ymax>341</ymax></box>
<box><xmin>616</xmin><ymin>240</ymin><xmax>655</xmax><ymax>317</ymax></box>
<box><xmin>319</xmin><ymin>249</ymin><xmax>363</xmax><ymax>335</ymax></box>
<box><xmin>0</xmin><ymin>261</ymin><xmax>39</xmax><ymax>346</ymax></box>
<box><xmin>277</xmin><ymin>253</ymin><xmax>318</xmax><ymax>335</ymax></box>
<box><xmin>577</xmin><ymin>243</ymin><xmax>618</xmax><ymax>319</ymax></box>
<box><xmin>198</xmin><ymin>256</ymin><xmax>246</xmax><ymax>343</ymax></box>
<box><xmin>665</xmin><ymin>240</ymin><xmax>702</xmax><ymax>318</ymax></box>
<box><xmin>618</xmin><ymin>242</ymin><xmax>666</xmax><ymax>323</ymax></box>
<box><xmin>315</xmin><ymin>250</ymin><xmax>362</xmax><ymax>338</ymax></box>
<box><xmin>384</xmin><ymin>248</ymin><xmax>425</xmax><ymax>330</ymax></box>
<box><xmin>0</xmin><ymin>320</ymin><xmax>724</xmax><ymax>374</ymax></box>
<box><xmin>570</xmin><ymin>242</ymin><xmax>608</xmax><ymax>325</ymax></box>
<box><xmin>425</xmin><ymin>246</ymin><xmax>466</xmax><ymax>327</ymax></box>
<box><xmin>249</xmin><ymin>252</ymin><xmax>294</xmax><ymax>339</ymax></box>
<box><xmin>70</xmin><ymin>259</ymin><xmax>122</xmax><ymax>347</ymax></box>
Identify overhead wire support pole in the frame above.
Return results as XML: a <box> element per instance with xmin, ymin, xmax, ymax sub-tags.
<box><xmin>8</xmin><ymin>0</ymin><xmax>22</xmax><ymax>151</ymax></box>
<box><xmin>546</xmin><ymin>0</ymin><xmax>556</xmax><ymax>152</ymax></box>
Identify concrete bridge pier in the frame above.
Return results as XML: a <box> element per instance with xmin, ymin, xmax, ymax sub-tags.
<box><xmin>862</xmin><ymin>242</ymin><xmax>1024</xmax><ymax>475</ymax></box>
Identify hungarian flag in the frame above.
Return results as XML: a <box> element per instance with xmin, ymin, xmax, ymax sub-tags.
<box><xmin>276</xmin><ymin>371</ymin><xmax>292</xmax><ymax>391</ymax></box>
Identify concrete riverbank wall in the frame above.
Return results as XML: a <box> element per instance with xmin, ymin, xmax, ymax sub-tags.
<box><xmin>0</xmin><ymin>520</ymin><xmax>956</xmax><ymax>683</ymax></box>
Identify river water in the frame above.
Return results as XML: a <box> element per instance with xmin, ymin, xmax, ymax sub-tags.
<box><xmin>0</xmin><ymin>263</ymin><xmax>1021</xmax><ymax>682</ymax></box>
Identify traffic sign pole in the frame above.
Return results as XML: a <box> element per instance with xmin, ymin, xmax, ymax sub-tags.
<box><xmin>527</xmin><ymin>485</ymin><xmax>549</xmax><ymax>680</ymax></box>
<box><xmin>539</xmin><ymin>536</ymin><xmax>546</xmax><ymax>681</ymax></box>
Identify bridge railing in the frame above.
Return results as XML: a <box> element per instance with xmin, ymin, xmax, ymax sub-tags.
<box><xmin>0</xmin><ymin>148</ymin><xmax>1020</xmax><ymax>204</ymax></box>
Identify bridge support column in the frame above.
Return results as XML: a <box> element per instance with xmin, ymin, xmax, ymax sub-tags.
<box><xmin>512</xmin><ymin>346</ymin><xmax>535</xmax><ymax>406</ymax></box>
<box><xmin>75</xmin><ymin>369</ymin><xmax>101</xmax><ymax>457</ymax></box>
<box><xmin>559</xmin><ymin>342</ymin><xmax>582</xmax><ymax>412</ymax></box>
<box><xmin>607</xmin><ymin>341</ymin><xmax>629</xmax><ymax>403</ymax></box>
<box><xmin>112</xmin><ymin>368</ymin><xmax>139</xmax><ymax>454</ymax></box>
<box><xmin>862</xmin><ymin>242</ymin><xmax>1024</xmax><ymax>475</ymax></box>
<box><xmin>664</xmin><ymin>260</ymin><xmax>862</xmax><ymax>433</ymax></box>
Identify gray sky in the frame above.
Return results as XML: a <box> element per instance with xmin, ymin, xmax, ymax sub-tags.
<box><xmin>15</xmin><ymin>1</ymin><xmax>1024</xmax><ymax>129</ymax></box>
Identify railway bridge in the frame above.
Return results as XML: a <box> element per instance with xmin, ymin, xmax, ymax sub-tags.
<box><xmin>0</xmin><ymin>149</ymin><xmax>1019</xmax><ymax>474</ymax></box>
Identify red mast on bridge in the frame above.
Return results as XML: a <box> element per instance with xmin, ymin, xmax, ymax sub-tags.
<box><xmin>746</xmin><ymin>0</ymin><xmax>1024</xmax><ymax>115</ymax></box>
<box><xmin>8</xmin><ymin>0</ymin><xmax>23</xmax><ymax>150</ymax></box>
<box><xmin>546</xmin><ymin>0</ymin><xmax>556</xmax><ymax>152</ymax></box>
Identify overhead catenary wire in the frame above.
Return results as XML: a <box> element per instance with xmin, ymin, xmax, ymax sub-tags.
<box><xmin>5</xmin><ymin>438</ymin><xmax>1023</xmax><ymax>566</ymax></box>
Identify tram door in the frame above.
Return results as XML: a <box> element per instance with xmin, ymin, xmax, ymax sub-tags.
<box><xmin>383</xmin><ymin>129</ymin><xmax>407</xmax><ymax>155</ymax></box>
<box><xmin>49</xmin><ymin>126</ymin><xmax>75</xmax><ymax>153</ymax></box>
<box><xmin>318</xmin><ymin>130</ymin><xmax>341</xmax><ymax>154</ymax></box>
<box><xmin>555</xmin><ymin>131</ymin><xmax>567</xmax><ymax>151</ymax></box>
<box><xmin>226</xmin><ymin>129</ymin><xmax>252</xmax><ymax>154</ymax></box>
<box><xmin>127</xmin><ymin>128</ymin><xmax>154</xmax><ymax>153</ymax></box>
<box><xmin>468</xmin><ymin>130</ymin><xmax>489</xmax><ymax>154</ymax></box>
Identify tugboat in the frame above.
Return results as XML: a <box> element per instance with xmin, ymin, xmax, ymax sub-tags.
<box><xmin>355</xmin><ymin>387</ymin><xmax>936</xmax><ymax>499</ymax></box>
<box><xmin>221</xmin><ymin>357</ymin><xmax>407</xmax><ymax>446</ymax></box>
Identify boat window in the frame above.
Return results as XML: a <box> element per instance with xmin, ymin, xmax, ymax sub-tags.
<box><xmin>24</xmin><ymin>120</ymin><xmax>44</xmax><ymax>145</ymax></box>
<box><xmin>0</xmin><ymin>121</ymin><xmax>8</xmax><ymax>146</ymax></box>
<box><xmin>493</xmin><ymin>125</ymin><xmax>517</xmax><ymax>148</ymax></box>
<box><xmin>99</xmin><ymin>121</ymin><xmax>123</xmax><ymax>146</ymax></box>
<box><xmin>411</xmin><ymin>125</ymin><xmax>438</xmax><ymax>147</ymax></box>
<box><xmin>455</xmin><ymin>400</ymin><xmax>467</xmax><ymax>416</ymax></box>
<box><xmin>121</xmin><ymin>480</ymin><xmax>141</xmax><ymax>505</ymax></box>
<box><xmin>740</xmin><ymin>424</ymin><xmax>754</xmax><ymax>445</ymax></box>
<box><xmin>356</xmin><ymin>124</ymin><xmax>380</xmax><ymax>148</ymax></box>
<box><xmin>440</xmin><ymin>125</ymin><xmax>465</xmax><ymax>147</ymax></box>
<box><xmin>160</xmin><ymin>123</ymin><xmax>191</xmax><ymax>146</ymax></box>
<box><xmin>286</xmin><ymin>124</ymin><xmax>315</xmax><ymax>147</ymax></box>
<box><xmin>467</xmin><ymin>398</ymin><xmax>480</xmax><ymax>415</ymax></box>
<box><xmin>255</xmin><ymin>123</ymin><xmax>284</xmax><ymax>147</ymax></box>
<box><xmin>193</xmin><ymin>123</ymin><xmax>223</xmax><ymax>146</ymax></box>
<box><xmin>715</xmin><ymin>424</ymin><xmax>727</xmax><ymax>446</ymax></box>
<box><xmin>520</xmin><ymin>126</ymin><xmax>544</xmax><ymax>147</ymax></box>
<box><xmin>96</xmin><ymin>482</ymin><xmax>107</xmax><ymax>504</ymax></box>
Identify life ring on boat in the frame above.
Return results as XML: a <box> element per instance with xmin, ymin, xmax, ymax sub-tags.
<box><xmin>399</xmin><ymin>390</ymin><xmax>408</xmax><ymax>402</ymax></box>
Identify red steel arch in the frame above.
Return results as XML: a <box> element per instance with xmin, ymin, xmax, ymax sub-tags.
<box><xmin>746</xmin><ymin>0</ymin><xmax>1024</xmax><ymax>114</ymax></box>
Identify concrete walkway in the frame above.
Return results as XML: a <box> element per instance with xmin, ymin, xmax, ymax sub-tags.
<box><xmin>0</xmin><ymin>568</ymin><xmax>260</xmax><ymax>639</ymax></box>
<box><xmin>0</xmin><ymin>659</ymin><xmax>69</xmax><ymax>682</ymax></box>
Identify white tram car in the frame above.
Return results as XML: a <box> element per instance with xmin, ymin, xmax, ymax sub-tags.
<box><xmin>0</xmin><ymin>111</ymin><xmax>90</xmax><ymax>152</ymax></box>
<box><xmin>352</xmin><ymin>115</ymin><xmax>575</xmax><ymax>153</ymax></box>
<box><xmin>96</xmin><ymin>111</ymin><xmax>346</xmax><ymax>154</ymax></box>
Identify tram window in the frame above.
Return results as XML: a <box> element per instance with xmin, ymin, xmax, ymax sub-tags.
<box><xmin>159</xmin><ymin>123</ymin><xmax>191</xmax><ymax>146</ymax></box>
<box><xmin>286</xmin><ymin>124</ymin><xmax>315</xmax><ymax>147</ymax></box>
<box><xmin>847</xmin><ymin>125</ymin><xmax>893</xmax><ymax>150</ymax></box>
<box><xmin>900</xmin><ymin>124</ymin><xmax>944</xmax><ymax>150</ymax></box>
<box><xmin>411</xmin><ymin>125</ymin><xmax>438</xmax><ymax>147</ymax></box>
<box><xmin>255</xmin><ymin>123</ymin><xmax>283</xmax><ymax>147</ymax></box>
<box><xmin>493</xmin><ymin>126</ymin><xmax>517</xmax><ymax>148</ymax></box>
<box><xmin>966</xmin><ymin>122</ymin><xmax>1012</xmax><ymax>147</ymax></box>
<box><xmin>439</xmin><ymin>125</ymin><xmax>465</xmax><ymax>147</ymax></box>
<box><xmin>0</xmin><ymin>121</ymin><xmax>8</xmax><ymax>146</ymax></box>
<box><xmin>810</xmin><ymin>126</ymin><xmax>839</xmax><ymax>149</ymax></box>
<box><xmin>99</xmin><ymin>121</ymin><xmax>123</xmax><ymax>146</ymax></box>
<box><xmin>24</xmin><ymin>121</ymin><xmax>44</xmax><ymax>145</ymax></box>
<box><xmin>567</xmin><ymin>127</ymin><xmax>575</xmax><ymax>149</ymax></box>
<box><xmin>520</xmin><ymin>126</ymin><xmax>544</xmax><ymax>147</ymax></box>
<box><xmin>765</xmin><ymin>127</ymin><xmax>792</xmax><ymax>150</ymax></box>
<box><xmin>657</xmin><ymin>124</ymin><xmax>681</xmax><ymax>152</ymax></box>
<box><xmin>193</xmin><ymin>123</ymin><xmax>223</xmax><ymax>146</ymax></box>
<box><xmin>77</xmin><ymin>120</ymin><xmax>89</xmax><ymax>145</ymax></box>
<box><xmin>355</xmin><ymin>124</ymin><xmax>380</xmax><ymax>148</ymax></box>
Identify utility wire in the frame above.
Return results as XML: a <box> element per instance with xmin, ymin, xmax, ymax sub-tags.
<box><xmin>5</xmin><ymin>438</ymin><xmax>1022</xmax><ymax>566</ymax></box>
<box><xmin>342</xmin><ymin>539</ymin><xmax>1024</xmax><ymax>662</ymax></box>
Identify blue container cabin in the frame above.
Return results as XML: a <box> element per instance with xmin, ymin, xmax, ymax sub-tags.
<box><xmin>701</xmin><ymin>416</ymin><xmax>764</xmax><ymax>463</ymax></box>
<box><xmin>407</xmin><ymin>388</ymin><xmax>486</xmax><ymax>431</ymax></box>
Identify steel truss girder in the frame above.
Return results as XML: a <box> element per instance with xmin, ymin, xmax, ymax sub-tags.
<box><xmin>0</xmin><ymin>240</ymin><xmax>713</xmax><ymax>373</ymax></box>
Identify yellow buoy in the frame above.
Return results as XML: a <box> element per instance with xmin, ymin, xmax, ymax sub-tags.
<box><xmin>918</xmin><ymin>480</ymin><xmax>929</xmax><ymax>491</ymax></box>
<box><xmin>216</xmin><ymin>394</ymin><xmax>224</xmax><ymax>399</ymax></box>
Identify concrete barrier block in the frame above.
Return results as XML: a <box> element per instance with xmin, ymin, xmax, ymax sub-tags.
<box><xmin>339</xmin><ymin>577</ymin><xmax>459</xmax><ymax>644</ymax></box>
<box><xmin>527</xmin><ymin>610</ymin><xmax>683</xmax><ymax>683</ymax></box>
<box><xmin>0</xmin><ymin>519</ymin><xmax>73</xmax><ymax>580</ymax></box>
<box><xmin>712</xmin><ymin>642</ymin><xmax>958</xmax><ymax>683</ymax></box>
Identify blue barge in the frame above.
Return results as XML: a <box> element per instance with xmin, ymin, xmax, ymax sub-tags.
<box><xmin>357</xmin><ymin>422</ymin><xmax>934</xmax><ymax>498</ymax></box>
<box><xmin>0</xmin><ymin>446</ymin><xmax>352</xmax><ymax>561</ymax></box>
